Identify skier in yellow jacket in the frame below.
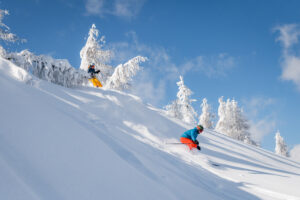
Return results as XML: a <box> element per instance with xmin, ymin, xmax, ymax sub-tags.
<box><xmin>88</xmin><ymin>64</ymin><xmax>102</xmax><ymax>87</ymax></box>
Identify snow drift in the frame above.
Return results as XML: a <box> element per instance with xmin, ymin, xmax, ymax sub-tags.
<box><xmin>1</xmin><ymin>57</ymin><xmax>300</xmax><ymax>200</ymax></box>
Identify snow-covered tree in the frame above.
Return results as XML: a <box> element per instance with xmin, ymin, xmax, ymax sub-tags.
<box><xmin>229</xmin><ymin>99</ymin><xmax>251</xmax><ymax>142</ymax></box>
<box><xmin>0</xmin><ymin>9</ymin><xmax>24</xmax><ymax>43</ymax></box>
<box><xmin>80</xmin><ymin>24</ymin><xmax>113</xmax><ymax>84</ymax></box>
<box><xmin>275</xmin><ymin>130</ymin><xmax>289</xmax><ymax>157</ymax></box>
<box><xmin>198</xmin><ymin>98</ymin><xmax>214</xmax><ymax>129</ymax></box>
<box><xmin>1</xmin><ymin>23</ymin><xmax>146</xmax><ymax>90</ymax></box>
<box><xmin>165</xmin><ymin>100</ymin><xmax>182</xmax><ymax>120</ymax></box>
<box><xmin>215</xmin><ymin>97</ymin><xmax>256</xmax><ymax>145</ymax></box>
<box><xmin>165</xmin><ymin>76</ymin><xmax>197</xmax><ymax>124</ymax></box>
<box><xmin>5</xmin><ymin>50</ymin><xmax>87</xmax><ymax>87</ymax></box>
<box><xmin>215</xmin><ymin>97</ymin><xmax>227</xmax><ymax>134</ymax></box>
<box><xmin>105</xmin><ymin>56</ymin><xmax>147</xmax><ymax>90</ymax></box>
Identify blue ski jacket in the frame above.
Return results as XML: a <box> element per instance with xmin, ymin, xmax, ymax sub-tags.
<box><xmin>181</xmin><ymin>128</ymin><xmax>198</xmax><ymax>141</ymax></box>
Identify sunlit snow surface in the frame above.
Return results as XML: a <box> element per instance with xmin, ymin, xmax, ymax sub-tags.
<box><xmin>1</xmin><ymin>57</ymin><xmax>300</xmax><ymax>200</ymax></box>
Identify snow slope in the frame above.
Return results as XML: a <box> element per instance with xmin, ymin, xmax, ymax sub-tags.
<box><xmin>0</xmin><ymin>57</ymin><xmax>300</xmax><ymax>200</ymax></box>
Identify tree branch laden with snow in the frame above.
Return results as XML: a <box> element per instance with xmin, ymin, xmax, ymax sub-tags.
<box><xmin>105</xmin><ymin>56</ymin><xmax>147</xmax><ymax>90</ymax></box>
<box><xmin>4</xmin><ymin>50</ymin><xmax>88</xmax><ymax>87</ymax></box>
<box><xmin>0</xmin><ymin>9</ymin><xmax>25</xmax><ymax>43</ymax></box>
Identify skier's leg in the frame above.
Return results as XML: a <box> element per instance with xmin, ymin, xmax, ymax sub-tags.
<box><xmin>91</xmin><ymin>78</ymin><xmax>100</xmax><ymax>87</ymax></box>
<box><xmin>189</xmin><ymin>142</ymin><xmax>198</xmax><ymax>150</ymax></box>
<box><xmin>93</xmin><ymin>78</ymin><xmax>98</xmax><ymax>87</ymax></box>
<box><xmin>89</xmin><ymin>78</ymin><xmax>97</xmax><ymax>87</ymax></box>
<box><xmin>94</xmin><ymin>78</ymin><xmax>103</xmax><ymax>87</ymax></box>
<box><xmin>180</xmin><ymin>137</ymin><xmax>197</xmax><ymax>150</ymax></box>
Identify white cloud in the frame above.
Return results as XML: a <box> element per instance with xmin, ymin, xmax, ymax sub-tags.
<box><xmin>131</xmin><ymin>69</ymin><xmax>166</xmax><ymax>106</ymax></box>
<box><xmin>108</xmin><ymin>33</ymin><xmax>175</xmax><ymax>104</ymax></box>
<box><xmin>249</xmin><ymin>118</ymin><xmax>276</xmax><ymax>143</ymax></box>
<box><xmin>108</xmin><ymin>31</ymin><xmax>237</xmax><ymax>105</ymax></box>
<box><xmin>109</xmin><ymin>31</ymin><xmax>179</xmax><ymax>80</ymax></box>
<box><xmin>243</xmin><ymin>97</ymin><xmax>277</xmax><ymax>143</ymax></box>
<box><xmin>281</xmin><ymin>55</ymin><xmax>300</xmax><ymax>90</ymax></box>
<box><xmin>84</xmin><ymin>0</ymin><xmax>146</xmax><ymax>19</ymax></box>
<box><xmin>275</xmin><ymin>24</ymin><xmax>300</xmax><ymax>50</ymax></box>
<box><xmin>85</xmin><ymin>0</ymin><xmax>105</xmax><ymax>15</ymax></box>
<box><xmin>245</xmin><ymin>97</ymin><xmax>276</xmax><ymax>117</ymax></box>
<box><xmin>182</xmin><ymin>53</ymin><xmax>236</xmax><ymax>78</ymax></box>
<box><xmin>113</xmin><ymin>0</ymin><xmax>145</xmax><ymax>18</ymax></box>
<box><xmin>275</xmin><ymin>24</ymin><xmax>300</xmax><ymax>91</ymax></box>
<box><xmin>290</xmin><ymin>144</ymin><xmax>300</xmax><ymax>162</ymax></box>
<box><xmin>110</xmin><ymin>32</ymin><xmax>237</xmax><ymax>82</ymax></box>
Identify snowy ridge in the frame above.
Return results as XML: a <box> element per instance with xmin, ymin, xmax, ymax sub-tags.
<box><xmin>0</xmin><ymin>57</ymin><xmax>33</xmax><ymax>83</ymax></box>
<box><xmin>1</xmin><ymin>57</ymin><xmax>300</xmax><ymax>200</ymax></box>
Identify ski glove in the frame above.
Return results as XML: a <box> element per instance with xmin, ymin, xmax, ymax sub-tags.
<box><xmin>194</xmin><ymin>140</ymin><xmax>199</xmax><ymax>145</ymax></box>
<box><xmin>197</xmin><ymin>146</ymin><xmax>201</xmax><ymax>151</ymax></box>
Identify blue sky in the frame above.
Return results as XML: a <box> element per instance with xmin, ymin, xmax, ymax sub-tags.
<box><xmin>2</xmin><ymin>0</ymin><xmax>300</xmax><ymax>152</ymax></box>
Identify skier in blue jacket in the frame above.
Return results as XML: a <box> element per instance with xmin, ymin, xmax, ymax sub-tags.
<box><xmin>180</xmin><ymin>125</ymin><xmax>203</xmax><ymax>150</ymax></box>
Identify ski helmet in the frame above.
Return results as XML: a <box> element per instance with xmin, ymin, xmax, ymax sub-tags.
<box><xmin>196</xmin><ymin>125</ymin><xmax>204</xmax><ymax>133</ymax></box>
<box><xmin>89</xmin><ymin>64</ymin><xmax>95</xmax><ymax>68</ymax></box>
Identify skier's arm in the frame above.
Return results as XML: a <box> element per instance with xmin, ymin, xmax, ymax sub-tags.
<box><xmin>95</xmin><ymin>70</ymin><xmax>100</xmax><ymax>73</ymax></box>
<box><xmin>191</xmin><ymin>130</ymin><xmax>198</xmax><ymax>142</ymax></box>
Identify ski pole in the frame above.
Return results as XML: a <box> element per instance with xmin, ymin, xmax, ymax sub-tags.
<box><xmin>165</xmin><ymin>142</ymin><xmax>195</xmax><ymax>145</ymax></box>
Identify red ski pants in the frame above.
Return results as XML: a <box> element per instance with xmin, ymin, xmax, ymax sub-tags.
<box><xmin>180</xmin><ymin>137</ymin><xmax>197</xmax><ymax>150</ymax></box>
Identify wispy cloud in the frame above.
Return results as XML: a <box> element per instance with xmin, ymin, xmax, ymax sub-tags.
<box><xmin>110</xmin><ymin>31</ymin><xmax>236</xmax><ymax>80</ymax></box>
<box><xmin>243</xmin><ymin>96</ymin><xmax>277</xmax><ymax>143</ymax></box>
<box><xmin>109</xmin><ymin>31</ymin><xmax>180</xmax><ymax>81</ymax></box>
<box><xmin>84</xmin><ymin>0</ymin><xmax>146</xmax><ymax>19</ymax></box>
<box><xmin>108</xmin><ymin>31</ymin><xmax>237</xmax><ymax>105</ymax></box>
<box><xmin>85</xmin><ymin>0</ymin><xmax>105</xmax><ymax>15</ymax></box>
<box><xmin>181</xmin><ymin>53</ymin><xmax>236</xmax><ymax>78</ymax></box>
<box><xmin>132</xmin><ymin>69</ymin><xmax>166</xmax><ymax>106</ymax></box>
<box><xmin>275</xmin><ymin>24</ymin><xmax>300</xmax><ymax>50</ymax></box>
<box><xmin>274</xmin><ymin>24</ymin><xmax>300</xmax><ymax>91</ymax></box>
<box><xmin>249</xmin><ymin>118</ymin><xmax>277</xmax><ymax>144</ymax></box>
<box><xmin>108</xmin><ymin>31</ymin><xmax>175</xmax><ymax>104</ymax></box>
<box><xmin>245</xmin><ymin>97</ymin><xmax>276</xmax><ymax>117</ymax></box>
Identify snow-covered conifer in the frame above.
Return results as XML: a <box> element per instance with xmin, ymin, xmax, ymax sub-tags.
<box><xmin>80</xmin><ymin>24</ymin><xmax>113</xmax><ymax>83</ymax></box>
<box><xmin>165</xmin><ymin>76</ymin><xmax>197</xmax><ymax>124</ymax></box>
<box><xmin>198</xmin><ymin>98</ymin><xmax>214</xmax><ymax>129</ymax></box>
<box><xmin>275</xmin><ymin>130</ymin><xmax>289</xmax><ymax>157</ymax></box>
<box><xmin>229</xmin><ymin>99</ymin><xmax>251</xmax><ymax>142</ymax></box>
<box><xmin>215</xmin><ymin>97</ymin><xmax>227</xmax><ymax>134</ymax></box>
<box><xmin>105</xmin><ymin>56</ymin><xmax>147</xmax><ymax>90</ymax></box>
<box><xmin>215</xmin><ymin>97</ymin><xmax>256</xmax><ymax>145</ymax></box>
<box><xmin>176</xmin><ymin>76</ymin><xmax>197</xmax><ymax>124</ymax></box>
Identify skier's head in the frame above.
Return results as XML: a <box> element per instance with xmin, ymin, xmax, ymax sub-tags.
<box><xmin>89</xmin><ymin>64</ymin><xmax>95</xmax><ymax>69</ymax></box>
<box><xmin>196</xmin><ymin>125</ymin><xmax>204</xmax><ymax>134</ymax></box>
